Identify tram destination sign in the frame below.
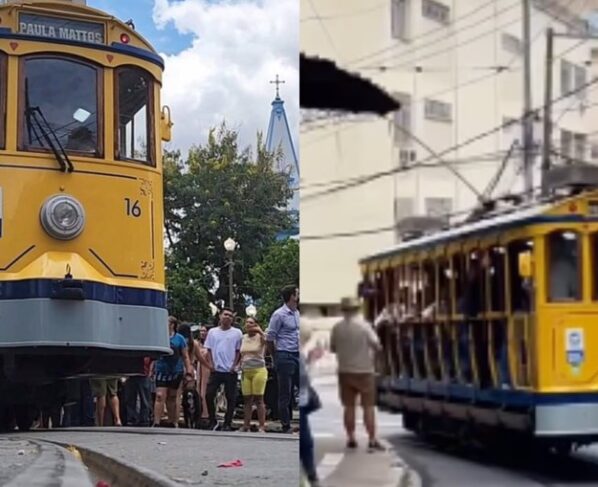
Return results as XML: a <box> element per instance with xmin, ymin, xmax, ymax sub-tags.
<box><xmin>18</xmin><ymin>13</ymin><xmax>105</xmax><ymax>45</ymax></box>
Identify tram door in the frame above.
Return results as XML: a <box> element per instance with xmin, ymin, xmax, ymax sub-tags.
<box><xmin>508</xmin><ymin>239</ymin><xmax>534</xmax><ymax>388</ymax></box>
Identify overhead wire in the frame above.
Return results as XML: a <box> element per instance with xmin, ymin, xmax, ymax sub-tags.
<box><xmin>301</xmin><ymin>186</ymin><xmax>543</xmax><ymax>241</ymax></box>
<box><xmin>346</xmin><ymin>0</ymin><xmax>505</xmax><ymax>67</ymax></box>
<box><xmin>302</xmin><ymin>74</ymin><xmax>598</xmax><ymax>202</ymax></box>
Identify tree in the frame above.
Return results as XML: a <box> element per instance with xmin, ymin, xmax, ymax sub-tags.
<box><xmin>164</xmin><ymin>123</ymin><xmax>294</xmax><ymax>319</ymax></box>
<box><xmin>250</xmin><ymin>238</ymin><xmax>299</xmax><ymax>324</ymax></box>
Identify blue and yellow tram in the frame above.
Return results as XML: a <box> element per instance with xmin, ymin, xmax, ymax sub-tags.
<box><xmin>0</xmin><ymin>0</ymin><xmax>173</xmax><ymax>429</ymax></box>
<box><xmin>361</xmin><ymin>184</ymin><xmax>598</xmax><ymax>452</ymax></box>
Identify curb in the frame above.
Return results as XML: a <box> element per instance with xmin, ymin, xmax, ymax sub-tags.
<box><xmin>41</xmin><ymin>439</ymin><xmax>179</xmax><ymax>487</ymax></box>
<box><xmin>24</xmin><ymin>426</ymin><xmax>299</xmax><ymax>442</ymax></box>
<box><xmin>4</xmin><ymin>440</ymin><xmax>93</xmax><ymax>487</ymax></box>
<box><xmin>379</xmin><ymin>439</ymin><xmax>422</xmax><ymax>487</ymax></box>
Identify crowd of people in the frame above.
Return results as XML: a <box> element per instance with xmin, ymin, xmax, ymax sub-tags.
<box><xmin>34</xmin><ymin>285</ymin><xmax>301</xmax><ymax>434</ymax></box>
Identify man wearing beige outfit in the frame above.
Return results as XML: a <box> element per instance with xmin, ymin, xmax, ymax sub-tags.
<box><xmin>330</xmin><ymin>297</ymin><xmax>384</xmax><ymax>452</ymax></box>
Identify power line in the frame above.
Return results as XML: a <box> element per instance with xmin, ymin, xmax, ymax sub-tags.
<box><xmin>355</xmin><ymin>1</ymin><xmax>522</xmax><ymax>71</ymax></box>
<box><xmin>301</xmin><ymin>2</ymin><xmax>387</xmax><ymax>23</ymax></box>
<box><xmin>346</xmin><ymin>0</ymin><xmax>502</xmax><ymax>67</ymax></box>
<box><xmin>302</xmin><ymin>74</ymin><xmax>598</xmax><ymax>202</ymax></box>
<box><xmin>301</xmin><ymin>186</ymin><xmax>542</xmax><ymax>241</ymax></box>
<box><xmin>306</xmin><ymin>0</ymin><xmax>339</xmax><ymax>59</ymax></box>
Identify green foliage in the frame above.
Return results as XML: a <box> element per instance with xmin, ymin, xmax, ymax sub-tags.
<box><xmin>164</xmin><ymin>123</ymin><xmax>294</xmax><ymax>321</ymax></box>
<box><xmin>250</xmin><ymin>239</ymin><xmax>299</xmax><ymax>324</ymax></box>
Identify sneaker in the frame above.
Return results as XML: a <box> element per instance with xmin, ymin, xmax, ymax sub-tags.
<box><xmin>367</xmin><ymin>440</ymin><xmax>386</xmax><ymax>453</ymax></box>
<box><xmin>221</xmin><ymin>424</ymin><xmax>234</xmax><ymax>432</ymax></box>
<box><xmin>346</xmin><ymin>440</ymin><xmax>358</xmax><ymax>449</ymax></box>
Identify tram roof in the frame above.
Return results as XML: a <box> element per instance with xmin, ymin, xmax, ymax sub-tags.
<box><xmin>361</xmin><ymin>200</ymin><xmax>555</xmax><ymax>265</ymax></box>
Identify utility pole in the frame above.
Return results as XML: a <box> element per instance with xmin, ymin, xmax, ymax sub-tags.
<box><xmin>522</xmin><ymin>0</ymin><xmax>534</xmax><ymax>199</ymax></box>
<box><xmin>542</xmin><ymin>28</ymin><xmax>554</xmax><ymax>195</ymax></box>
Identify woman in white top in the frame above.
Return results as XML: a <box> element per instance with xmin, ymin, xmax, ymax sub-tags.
<box><xmin>239</xmin><ymin>317</ymin><xmax>267</xmax><ymax>432</ymax></box>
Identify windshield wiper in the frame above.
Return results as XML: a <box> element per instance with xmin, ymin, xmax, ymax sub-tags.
<box><xmin>25</xmin><ymin>79</ymin><xmax>74</xmax><ymax>173</ymax></box>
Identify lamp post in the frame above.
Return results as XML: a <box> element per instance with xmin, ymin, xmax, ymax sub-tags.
<box><xmin>245</xmin><ymin>304</ymin><xmax>257</xmax><ymax>317</ymax></box>
<box><xmin>224</xmin><ymin>237</ymin><xmax>237</xmax><ymax>310</ymax></box>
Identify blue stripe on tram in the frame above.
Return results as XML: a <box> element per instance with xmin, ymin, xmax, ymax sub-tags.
<box><xmin>0</xmin><ymin>279</ymin><xmax>166</xmax><ymax>308</ymax></box>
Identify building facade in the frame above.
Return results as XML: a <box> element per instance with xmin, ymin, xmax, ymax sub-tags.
<box><xmin>301</xmin><ymin>0</ymin><xmax>598</xmax><ymax>314</ymax></box>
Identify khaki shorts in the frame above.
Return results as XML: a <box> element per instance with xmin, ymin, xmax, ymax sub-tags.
<box><xmin>90</xmin><ymin>378</ymin><xmax>119</xmax><ymax>398</ymax></box>
<box><xmin>338</xmin><ymin>373</ymin><xmax>376</xmax><ymax>407</ymax></box>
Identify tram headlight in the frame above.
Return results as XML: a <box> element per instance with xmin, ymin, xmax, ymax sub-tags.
<box><xmin>40</xmin><ymin>195</ymin><xmax>85</xmax><ymax>240</ymax></box>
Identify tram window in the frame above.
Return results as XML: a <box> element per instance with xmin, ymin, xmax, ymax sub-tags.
<box><xmin>547</xmin><ymin>231</ymin><xmax>581</xmax><ymax>302</ymax></box>
<box><xmin>20</xmin><ymin>56</ymin><xmax>100</xmax><ymax>156</ymax></box>
<box><xmin>116</xmin><ymin>67</ymin><xmax>154</xmax><ymax>166</ymax></box>
<box><xmin>467</xmin><ymin>249</ymin><xmax>486</xmax><ymax>315</ymax></box>
<box><xmin>438</xmin><ymin>258</ymin><xmax>451</xmax><ymax>315</ymax></box>
<box><xmin>592</xmin><ymin>234</ymin><xmax>598</xmax><ymax>300</ymax></box>
<box><xmin>489</xmin><ymin>246</ymin><xmax>506</xmax><ymax>312</ymax></box>
<box><xmin>422</xmin><ymin>260</ymin><xmax>436</xmax><ymax>316</ymax></box>
<box><xmin>508</xmin><ymin>239</ymin><xmax>533</xmax><ymax>312</ymax></box>
<box><xmin>452</xmin><ymin>253</ymin><xmax>466</xmax><ymax>315</ymax></box>
<box><xmin>0</xmin><ymin>53</ymin><xmax>6</xmax><ymax>150</ymax></box>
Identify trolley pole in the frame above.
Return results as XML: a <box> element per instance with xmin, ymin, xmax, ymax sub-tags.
<box><xmin>542</xmin><ymin>28</ymin><xmax>554</xmax><ymax>196</ymax></box>
<box><xmin>522</xmin><ymin>0</ymin><xmax>535</xmax><ymax>200</ymax></box>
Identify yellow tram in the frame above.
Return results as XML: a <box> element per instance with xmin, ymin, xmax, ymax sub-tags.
<box><xmin>0</xmin><ymin>0</ymin><xmax>172</xmax><ymax>430</ymax></box>
<box><xmin>361</xmin><ymin>170</ymin><xmax>598</xmax><ymax>452</ymax></box>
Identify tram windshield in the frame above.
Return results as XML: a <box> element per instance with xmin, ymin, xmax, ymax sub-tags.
<box><xmin>21</xmin><ymin>56</ymin><xmax>99</xmax><ymax>156</ymax></box>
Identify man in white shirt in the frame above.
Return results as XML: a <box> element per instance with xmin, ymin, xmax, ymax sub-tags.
<box><xmin>330</xmin><ymin>297</ymin><xmax>384</xmax><ymax>452</ymax></box>
<box><xmin>204</xmin><ymin>308</ymin><xmax>243</xmax><ymax>431</ymax></box>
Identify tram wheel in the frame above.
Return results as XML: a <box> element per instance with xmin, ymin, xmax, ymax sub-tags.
<box><xmin>0</xmin><ymin>405</ymin><xmax>12</xmax><ymax>432</ymax></box>
<box><xmin>14</xmin><ymin>406</ymin><xmax>34</xmax><ymax>432</ymax></box>
<box><xmin>551</xmin><ymin>442</ymin><xmax>572</xmax><ymax>457</ymax></box>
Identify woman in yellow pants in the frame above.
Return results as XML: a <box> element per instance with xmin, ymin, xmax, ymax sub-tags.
<box><xmin>240</xmin><ymin>317</ymin><xmax>267</xmax><ymax>432</ymax></box>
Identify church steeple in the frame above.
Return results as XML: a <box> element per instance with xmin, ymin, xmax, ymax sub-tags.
<box><xmin>265</xmin><ymin>74</ymin><xmax>299</xmax><ymax>239</ymax></box>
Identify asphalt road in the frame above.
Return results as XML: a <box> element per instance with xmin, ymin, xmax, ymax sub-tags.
<box><xmin>3</xmin><ymin>428</ymin><xmax>298</xmax><ymax>486</ymax></box>
<box><xmin>310</xmin><ymin>367</ymin><xmax>598</xmax><ymax>487</ymax></box>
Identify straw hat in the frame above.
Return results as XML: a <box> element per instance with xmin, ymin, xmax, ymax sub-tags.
<box><xmin>340</xmin><ymin>296</ymin><xmax>361</xmax><ymax>311</ymax></box>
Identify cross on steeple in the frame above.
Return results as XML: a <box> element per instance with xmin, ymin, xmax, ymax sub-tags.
<box><xmin>270</xmin><ymin>74</ymin><xmax>285</xmax><ymax>99</ymax></box>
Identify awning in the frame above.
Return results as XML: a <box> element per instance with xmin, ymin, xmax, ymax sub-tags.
<box><xmin>300</xmin><ymin>53</ymin><xmax>400</xmax><ymax>115</ymax></box>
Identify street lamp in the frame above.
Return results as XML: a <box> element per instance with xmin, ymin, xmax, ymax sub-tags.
<box><xmin>224</xmin><ymin>237</ymin><xmax>237</xmax><ymax>309</ymax></box>
<box><xmin>246</xmin><ymin>304</ymin><xmax>257</xmax><ymax>317</ymax></box>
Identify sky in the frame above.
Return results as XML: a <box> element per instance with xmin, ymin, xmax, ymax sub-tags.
<box><xmin>89</xmin><ymin>0</ymin><xmax>299</xmax><ymax>156</ymax></box>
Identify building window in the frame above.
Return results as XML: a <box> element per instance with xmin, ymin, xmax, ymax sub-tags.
<box><xmin>560</xmin><ymin>129</ymin><xmax>586</xmax><ymax>163</ymax></box>
<box><xmin>425</xmin><ymin>197</ymin><xmax>452</xmax><ymax>222</ymax></box>
<box><xmin>591</xmin><ymin>143</ymin><xmax>598</xmax><ymax>159</ymax></box>
<box><xmin>424</xmin><ymin>98</ymin><xmax>451</xmax><ymax>122</ymax></box>
<box><xmin>391</xmin><ymin>0</ymin><xmax>408</xmax><ymax>40</ymax></box>
<box><xmin>561</xmin><ymin>60</ymin><xmax>587</xmax><ymax>97</ymax></box>
<box><xmin>574</xmin><ymin>132</ymin><xmax>587</xmax><ymax>162</ymax></box>
<box><xmin>574</xmin><ymin>65</ymin><xmax>587</xmax><ymax>99</ymax></box>
<box><xmin>393</xmin><ymin>92</ymin><xmax>411</xmax><ymax>144</ymax></box>
<box><xmin>502</xmin><ymin>33</ymin><xmax>522</xmax><ymax>55</ymax></box>
<box><xmin>422</xmin><ymin>0</ymin><xmax>449</xmax><ymax>24</ymax></box>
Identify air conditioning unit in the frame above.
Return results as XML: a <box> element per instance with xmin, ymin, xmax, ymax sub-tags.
<box><xmin>399</xmin><ymin>149</ymin><xmax>416</xmax><ymax>169</ymax></box>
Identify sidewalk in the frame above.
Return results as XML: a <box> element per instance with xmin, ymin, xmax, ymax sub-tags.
<box><xmin>314</xmin><ymin>437</ymin><xmax>408</xmax><ymax>487</ymax></box>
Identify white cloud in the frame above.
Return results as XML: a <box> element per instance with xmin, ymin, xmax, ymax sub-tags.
<box><xmin>153</xmin><ymin>0</ymin><xmax>299</xmax><ymax>156</ymax></box>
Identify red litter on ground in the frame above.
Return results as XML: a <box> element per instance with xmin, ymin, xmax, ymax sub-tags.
<box><xmin>218</xmin><ymin>459</ymin><xmax>244</xmax><ymax>468</ymax></box>
<box><xmin>96</xmin><ymin>482</ymin><xmax>111</xmax><ymax>487</ymax></box>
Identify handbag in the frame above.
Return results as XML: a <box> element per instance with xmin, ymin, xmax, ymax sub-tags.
<box><xmin>304</xmin><ymin>385</ymin><xmax>321</xmax><ymax>415</ymax></box>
